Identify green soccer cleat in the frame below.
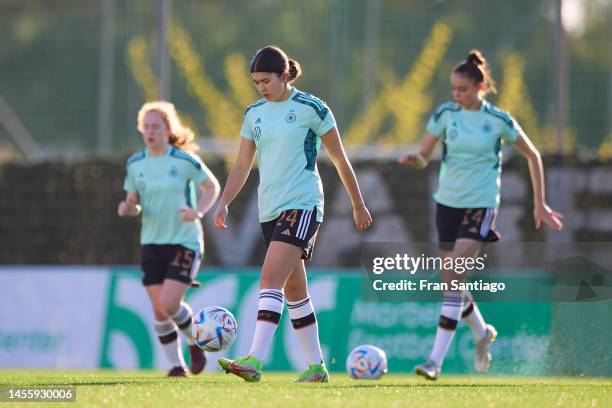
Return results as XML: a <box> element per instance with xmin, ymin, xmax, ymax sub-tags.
<box><xmin>295</xmin><ymin>362</ymin><xmax>330</xmax><ymax>383</ymax></box>
<box><xmin>218</xmin><ymin>355</ymin><xmax>263</xmax><ymax>382</ymax></box>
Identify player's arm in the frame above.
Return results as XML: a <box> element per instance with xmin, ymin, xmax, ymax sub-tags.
<box><xmin>398</xmin><ymin>132</ymin><xmax>439</xmax><ymax>169</ymax></box>
<box><xmin>213</xmin><ymin>138</ymin><xmax>256</xmax><ymax>229</ymax></box>
<box><xmin>117</xmin><ymin>192</ymin><xmax>141</xmax><ymax>217</ymax></box>
<box><xmin>196</xmin><ymin>165</ymin><xmax>221</xmax><ymax>217</ymax></box>
<box><xmin>513</xmin><ymin>132</ymin><xmax>564</xmax><ymax>231</ymax></box>
<box><xmin>180</xmin><ymin>163</ymin><xmax>221</xmax><ymax>221</ymax></box>
<box><xmin>322</xmin><ymin>126</ymin><xmax>372</xmax><ymax>231</ymax></box>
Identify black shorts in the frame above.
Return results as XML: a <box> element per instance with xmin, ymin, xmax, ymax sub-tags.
<box><xmin>140</xmin><ymin>244</ymin><xmax>202</xmax><ymax>286</ymax></box>
<box><xmin>261</xmin><ymin>207</ymin><xmax>321</xmax><ymax>261</ymax></box>
<box><xmin>436</xmin><ymin>203</ymin><xmax>501</xmax><ymax>251</ymax></box>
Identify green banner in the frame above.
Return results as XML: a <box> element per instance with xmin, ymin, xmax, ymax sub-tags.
<box><xmin>102</xmin><ymin>268</ymin><xmax>555</xmax><ymax>374</ymax></box>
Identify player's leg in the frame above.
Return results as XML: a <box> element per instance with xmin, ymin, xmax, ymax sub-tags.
<box><xmin>462</xmin><ymin>289</ymin><xmax>497</xmax><ymax>372</ymax></box>
<box><xmin>417</xmin><ymin>239</ymin><xmax>482</xmax><ymax>380</ymax></box>
<box><xmin>439</xmin><ymin>249</ymin><xmax>488</xmax><ymax>359</ymax></box>
<box><xmin>461</xmin><ymin>290</ymin><xmax>485</xmax><ymax>339</ymax></box>
<box><xmin>145</xmin><ymin>284</ymin><xmax>187</xmax><ymax>377</ymax></box>
<box><xmin>219</xmin><ymin>208</ymin><xmax>320</xmax><ymax>382</ymax></box>
<box><xmin>454</xmin><ymin>208</ymin><xmax>500</xmax><ymax>373</ymax></box>
<box><xmin>285</xmin><ymin>261</ymin><xmax>329</xmax><ymax>383</ymax></box>
<box><xmin>219</xmin><ymin>241</ymin><xmax>301</xmax><ymax>382</ymax></box>
<box><xmin>162</xmin><ymin>246</ymin><xmax>206</xmax><ymax>374</ymax></box>
<box><xmin>142</xmin><ymin>245</ymin><xmax>186</xmax><ymax>377</ymax></box>
<box><xmin>435</xmin><ymin>240</ymin><xmax>482</xmax><ymax>361</ymax></box>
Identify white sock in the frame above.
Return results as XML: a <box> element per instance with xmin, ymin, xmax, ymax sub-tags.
<box><xmin>462</xmin><ymin>294</ymin><xmax>487</xmax><ymax>340</ymax></box>
<box><xmin>249</xmin><ymin>289</ymin><xmax>284</xmax><ymax>361</ymax></box>
<box><xmin>429</xmin><ymin>291</ymin><xmax>463</xmax><ymax>367</ymax></box>
<box><xmin>287</xmin><ymin>297</ymin><xmax>323</xmax><ymax>365</ymax></box>
<box><xmin>171</xmin><ymin>302</ymin><xmax>195</xmax><ymax>345</ymax></box>
<box><xmin>154</xmin><ymin>319</ymin><xmax>184</xmax><ymax>368</ymax></box>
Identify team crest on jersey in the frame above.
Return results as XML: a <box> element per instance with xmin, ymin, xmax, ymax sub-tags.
<box><xmin>483</xmin><ymin>121</ymin><xmax>492</xmax><ymax>133</ymax></box>
<box><xmin>137</xmin><ymin>180</ymin><xmax>146</xmax><ymax>192</ymax></box>
<box><xmin>254</xmin><ymin>126</ymin><xmax>262</xmax><ymax>141</ymax></box>
<box><xmin>448</xmin><ymin>129</ymin><xmax>458</xmax><ymax>140</ymax></box>
<box><xmin>285</xmin><ymin>110</ymin><xmax>296</xmax><ymax>123</ymax></box>
<box><xmin>169</xmin><ymin>165</ymin><xmax>178</xmax><ymax>177</ymax></box>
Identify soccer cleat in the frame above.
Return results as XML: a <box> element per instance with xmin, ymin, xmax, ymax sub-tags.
<box><xmin>167</xmin><ymin>366</ymin><xmax>189</xmax><ymax>377</ymax></box>
<box><xmin>218</xmin><ymin>355</ymin><xmax>263</xmax><ymax>382</ymax></box>
<box><xmin>415</xmin><ymin>360</ymin><xmax>440</xmax><ymax>381</ymax></box>
<box><xmin>188</xmin><ymin>344</ymin><xmax>207</xmax><ymax>374</ymax></box>
<box><xmin>475</xmin><ymin>324</ymin><xmax>497</xmax><ymax>373</ymax></box>
<box><xmin>295</xmin><ymin>362</ymin><xmax>330</xmax><ymax>383</ymax></box>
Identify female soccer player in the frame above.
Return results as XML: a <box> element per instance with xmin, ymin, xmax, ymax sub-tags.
<box><xmin>214</xmin><ymin>45</ymin><xmax>372</xmax><ymax>383</ymax></box>
<box><xmin>399</xmin><ymin>50</ymin><xmax>563</xmax><ymax>380</ymax></box>
<box><xmin>118</xmin><ymin>101</ymin><xmax>220</xmax><ymax>377</ymax></box>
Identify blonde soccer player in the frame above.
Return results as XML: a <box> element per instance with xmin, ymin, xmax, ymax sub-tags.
<box><xmin>118</xmin><ymin>101</ymin><xmax>220</xmax><ymax>377</ymax></box>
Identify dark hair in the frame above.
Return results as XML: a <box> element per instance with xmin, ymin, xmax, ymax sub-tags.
<box><xmin>453</xmin><ymin>49</ymin><xmax>497</xmax><ymax>95</ymax></box>
<box><xmin>249</xmin><ymin>45</ymin><xmax>302</xmax><ymax>83</ymax></box>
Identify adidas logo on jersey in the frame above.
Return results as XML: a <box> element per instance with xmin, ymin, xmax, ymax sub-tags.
<box><xmin>255</xmin><ymin>118</ymin><xmax>261</xmax><ymax>124</ymax></box>
<box><xmin>281</xmin><ymin>229</ymin><xmax>291</xmax><ymax>236</ymax></box>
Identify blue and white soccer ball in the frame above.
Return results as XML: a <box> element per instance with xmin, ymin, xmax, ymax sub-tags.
<box><xmin>192</xmin><ymin>306</ymin><xmax>237</xmax><ymax>352</ymax></box>
<box><xmin>346</xmin><ymin>345</ymin><xmax>388</xmax><ymax>379</ymax></box>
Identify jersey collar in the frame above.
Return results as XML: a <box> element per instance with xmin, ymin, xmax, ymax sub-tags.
<box><xmin>272</xmin><ymin>87</ymin><xmax>298</xmax><ymax>104</ymax></box>
<box><xmin>145</xmin><ymin>144</ymin><xmax>173</xmax><ymax>157</ymax></box>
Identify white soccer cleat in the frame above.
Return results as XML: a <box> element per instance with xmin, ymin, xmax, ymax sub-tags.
<box><xmin>415</xmin><ymin>359</ymin><xmax>440</xmax><ymax>381</ymax></box>
<box><xmin>475</xmin><ymin>324</ymin><xmax>497</xmax><ymax>373</ymax></box>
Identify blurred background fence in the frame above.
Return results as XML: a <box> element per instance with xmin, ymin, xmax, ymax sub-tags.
<box><xmin>0</xmin><ymin>0</ymin><xmax>610</xmax><ymax>161</ymax></box>
<box><xmin>0</xmin><ymin>0</ymin><xmax>611</xmax><ymax>265</ymax></box>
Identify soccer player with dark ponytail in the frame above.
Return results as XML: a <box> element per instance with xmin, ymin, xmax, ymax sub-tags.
<box><xmin>214</xmin><ymin>45</ymin><xmax>372</xmax><ymax>383</ymax></box>
<box><xmin>400</xmin><ymin>50</ymin><xmax>563</xmax><ymax>380</ymax></box>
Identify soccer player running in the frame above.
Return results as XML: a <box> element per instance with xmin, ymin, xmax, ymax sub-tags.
<box><xmin>118</xmin><ymin>101</ymin><xmax>220</xmax><ymax>377</ymax></box>
<box><xmin>214</xmin><ymin>45</ymin><xmax>372</xmax><ymax>383</ymax></box>
<box><xmin>399</xmin><ymin>50</ymin><xmax>563</xmax><ymax>380</ymax></box>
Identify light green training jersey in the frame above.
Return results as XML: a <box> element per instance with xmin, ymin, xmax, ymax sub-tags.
<box><xmin>426</xmin><ymin>100</ymin><xmax>521</xmax><ymax>208</ymax></box>
<box><xmin>124</xmin><ymin>145</ymin><xmax>208</xmax><ymax>252</ymax></box>
<box><xmin>240</xmin><ymin>87</ymin><xmax>336</xmax><ymax>222</ymax></box>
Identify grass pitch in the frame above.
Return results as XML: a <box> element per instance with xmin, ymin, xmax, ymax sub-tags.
<box><xmin>0</xmin><ymin>370</ymin><xmax>610</xmax><ymax>408</ymax></box>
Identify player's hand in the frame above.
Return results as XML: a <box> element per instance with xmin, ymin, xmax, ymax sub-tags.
<box><xmin>213</xmin><ymin>204</ymin><xmax>229</xmax><ymax>229</ymax></box>
<box><xmin>398</xmin><ymin>151</ymin><xmax>427</xmax><ymax>169</ymax></box>
<box><xmin>180</xmin><ymin>207</ymin><xmax>202</xmax><ymax>222</ymax></box>
<box><xmin>353</xmin><ymin>204</ymin><xmax>372</xmax><ymax>231</ymax></box>
<box><xmin>117</xmin><ymin>200</ymin><xmax>133</xmax><ymax>217</ymax></box>
<box><xmin>534</xmin><ymin>203</ymin><xmax>564</xmax><ymax>231</ymax></box>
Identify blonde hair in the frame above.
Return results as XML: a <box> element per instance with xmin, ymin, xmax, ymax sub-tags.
<box><xmin>137</xmin><ymin>101</ymin><xmax>199</xmax><ymax>152</ymax></box>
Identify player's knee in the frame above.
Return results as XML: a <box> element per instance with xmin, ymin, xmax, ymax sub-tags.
<box><xmin>153</xmin><ymin>304</ymin><xmax>169</xmax><ymax>320</ymax></box>
<box><xmin>161</xmin><ymin>300</ymin><xmax>179</xmax><ymax>317</ymax></box>
<box><xmin>284</xmin><ymin>283</ymin><xmax>307</xmax><ymax>301</ymax></box>
<box><xmin>260</xmin><ymin>274</ymin><xmax>284</xmax><ymax>289</ymax></box>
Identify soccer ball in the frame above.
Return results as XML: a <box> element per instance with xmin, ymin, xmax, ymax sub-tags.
<box><xmin>192</xmin><ymin>306</ymin><xmax>237</xmax><ymax>352</ymax></box>
<box><xmin>346</xmin><ymin>345</ymin><xmax>388</xmax><ymax>379</ymax></box>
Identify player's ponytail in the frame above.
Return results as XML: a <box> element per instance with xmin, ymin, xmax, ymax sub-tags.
<box><xmin>137</xmin><ymin>101</ymin><xmax>199</xmax><ymax>153</ymax></box>
<box><xmin>287</xmin><ymin>59</ymin><xmax>302</xmax><ymax>83</ymax></box>
<box><xmin>453</xmin><ymin>49</ymin><xmax>497</xmax><ymax>96</ymax></box>
<box><xmin>250</xmin><ymin>45</ymin><xmax>302</xmax><ymax>84</ymax></box>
